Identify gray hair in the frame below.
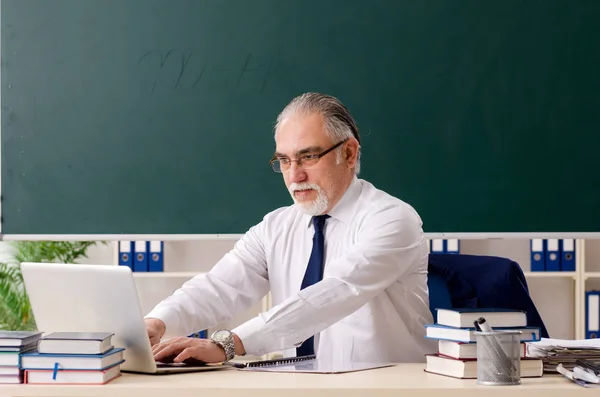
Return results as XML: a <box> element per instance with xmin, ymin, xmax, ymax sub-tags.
<box><xmin>275</xmin><ymin>92</ymin><xmax>362</xmax><ymax>175</ymax></box>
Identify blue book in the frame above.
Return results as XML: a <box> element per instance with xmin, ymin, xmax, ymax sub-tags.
<box><xmin>20</xmin><ymin>347</ymin><xmax>125</xmax><ymax>370</ymax></box>
<box><xmin>424</xmin><ymin>324</ymin><xmax>541</xmax><ymax>343</ymax></box>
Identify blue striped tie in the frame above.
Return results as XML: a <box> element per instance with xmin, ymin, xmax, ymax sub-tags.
<box><xmin>296</xmin><ymin>214</ymin><xmax>329</xmax><ymax>357</ymax></box>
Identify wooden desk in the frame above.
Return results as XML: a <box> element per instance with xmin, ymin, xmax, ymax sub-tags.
<box><xmin>0</xmin><ymin>363</ymin><xmax>595</xmax><ymax>397</ymax></box>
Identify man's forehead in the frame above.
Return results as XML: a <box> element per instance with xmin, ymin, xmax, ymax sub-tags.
<box><xmin>275</xmin><ymin>135</ymin><xmax>328</xmax><ymax>155</ymax></box>
<box><xmin>275</xmin><ymin>114</ymin><xmax>329</xmax><ymax>153</ymax></box>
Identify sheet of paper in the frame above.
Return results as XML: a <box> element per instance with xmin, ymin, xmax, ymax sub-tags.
<box><xmin>239</xmin><ymin>360</ymin><xmax>394</xmax><ymax>374</ymax></box>
<box><xmin>529</xmin><ymin>338</ymin><xmax>600</xmax><ymax>349</ymax></box>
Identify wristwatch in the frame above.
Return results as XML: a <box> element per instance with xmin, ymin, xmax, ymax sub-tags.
<box><xmin>210</xmin><ymin>329</ymin><xmax>235</xmax><ymax>362</ymax></box>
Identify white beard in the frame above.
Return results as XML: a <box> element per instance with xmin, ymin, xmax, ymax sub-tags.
<box><xmin>288</xmin><ymin>182</ymin><xmax>329</xmax><ymax>216</ymax></box>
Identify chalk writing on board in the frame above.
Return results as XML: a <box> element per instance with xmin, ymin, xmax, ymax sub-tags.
<box><xmin>137</xmin><ymin>49</ymin><xmax>192</xmax><ymax>93</ymax></box>
<box><xmin>137</xmin><ymin>49</ymin><xmax>279</xmax><ymax>94</ymax></box>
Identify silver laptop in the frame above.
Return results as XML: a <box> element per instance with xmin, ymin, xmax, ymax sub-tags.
<box><xmin>20</xmin><ymin>262</ymin><xmax>227</xmax><ymax>374</ymax></box>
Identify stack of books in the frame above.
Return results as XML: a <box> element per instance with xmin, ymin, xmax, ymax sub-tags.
<box><xmin>20</xmin><ymin>332</ymin><xmax>124</xmax><ymax>385</ymax></box>
<box><xmin>0</xmin><ymin>331</ymin><xmax>42</xmax><ymax>384</ymax></box>
<box><xmin>423</xmin><ymin>308</ymin><xmax>544</xmax><ymax>379</ymax></box>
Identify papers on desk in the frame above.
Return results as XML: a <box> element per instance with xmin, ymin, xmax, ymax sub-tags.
<box><xmin>238</xmin><ymin>360</ymin><xmax>394</xmax><ymax>374</ymax></box>
<box><xmin>526</xmin><ymin>338</ymin><xmax>600</xmax><ymax>372</ymax></box>
<box><xmin>232</xmin><ymin>354</ymin><xmax>394</xmax><ymax>374</ymax></box>
<box><xmin>529</xmin><ymin>338</ymin><xmax>600</xmax><ymax>350</ymax></box>
<box><xmin>557</xmin><ymin>362</ymin><xmax>600</xmax><ymax>388</ymax></box>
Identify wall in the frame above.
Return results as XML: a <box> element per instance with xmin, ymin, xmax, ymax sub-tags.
<box><xmin>80</xmin><ymin>237</ymin><xmax>597</xmax><ymax>340</ymax></box>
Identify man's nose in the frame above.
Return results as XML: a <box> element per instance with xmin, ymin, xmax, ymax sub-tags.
<box><xmin>288</xmin><ymin>162</ymin><xmax>307</xmax><ymax>183</ymax></box>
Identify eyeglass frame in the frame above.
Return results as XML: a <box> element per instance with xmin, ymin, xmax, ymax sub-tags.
<box><xmin>269</xmin><ymin>138</ymin><xmax>349</xmax><ymax>173</ymax></box>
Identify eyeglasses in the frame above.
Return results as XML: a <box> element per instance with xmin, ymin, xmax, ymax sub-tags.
<box><xmin>269</xmin><ymin>139</ymin><xmax>348</xmax><ymax>173</ymax></box>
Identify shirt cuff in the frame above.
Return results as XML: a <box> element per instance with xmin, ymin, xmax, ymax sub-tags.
<box><xmin>144</xmin><ymin>306</ymin><xmax>182</xmax><ymax>338</ymax></box>
<box><xmin>232</xmin><ymin>316</ymin><xmax>274</xmax><ymax>357</ymax></box>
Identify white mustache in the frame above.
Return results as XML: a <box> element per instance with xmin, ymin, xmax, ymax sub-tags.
<box><xmin>289</xmin><ymin>183</ymin><xmax>320</xmax><ymax>194</ymax></box>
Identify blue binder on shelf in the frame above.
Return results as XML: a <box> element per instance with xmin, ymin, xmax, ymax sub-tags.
<box><xmin>586</xmin><ymin>291</ymin><xmax>600</xmax><ymax>339</ymax></box>
<box><xmin>148</xmin><ymin>241</ymin><xmax>164</xmax><ymax>272</ymax></box>
<box><xmin>560</xmin><ymin>239</ymin><xmax>576</xmax><ymax>271</ymax></box>
<box><xmin>545</xmin><ymin>239</ymin><xmax>560</xmax><ymax>271</ymax></box>
<box><xmin>189</xmin><ymin>330</ymin><xmax>208</xmax><ymax>338</ymax></box>
<box><xmin>430</xmin><ymin>239</ymin><xmax>445</xmax><ymax>254</ymax></box>
<box><xmin>133</xmin><ymin>240</ymin><xmax>148</xmax><ymax>272</ymax></box>
<box><xmin>445</xmin><ymin>239</ymin><xmax>460</xmax><ymax>254</ymax></box>
<box><xmin>118</xmin><ymin>241</ymin><xmax>133</xmax><ymax>270</ymax></box>
<box><xmin>530</xmin><ymin>239</ymin><xmax>545</xmax><ymax>272</ymax></box>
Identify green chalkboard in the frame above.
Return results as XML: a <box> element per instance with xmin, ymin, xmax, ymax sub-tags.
<box><xmin>2</xmin><ymin>0</ymin><xmax>600</xmax><ymax>235</ymax></box>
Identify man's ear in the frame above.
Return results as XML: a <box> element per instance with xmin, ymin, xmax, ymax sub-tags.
<box><xmin>345</xmin><ymin>139</ymin><xmax>359</xmax><ymax>168</ymax></box>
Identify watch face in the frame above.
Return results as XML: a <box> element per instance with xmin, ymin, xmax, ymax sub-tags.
<box><xmin>212</xmin><ymin>330</ymin><xmax>232</xmax><ymax>342</ymax></box>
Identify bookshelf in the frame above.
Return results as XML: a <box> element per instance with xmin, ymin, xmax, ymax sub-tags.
<box><xmin>523</xmin><ymin>272</ymin><xmax>576</xmax><ymax>279</ymax></box>
<box><xmin>89</xmin><ymin>237</ymin><xmax>600</xmax><ymax>342</ymax></box>
<box><xmin>132</xmin><ymin>271</ymin><xmax>201</xmax><ymax>279</ymax></box>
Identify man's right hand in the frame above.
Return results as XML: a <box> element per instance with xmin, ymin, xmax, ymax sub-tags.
<box><xmin>145</xmin><ymin>318</ymin><xmax>166</xmax><ymax>346</ymax></box>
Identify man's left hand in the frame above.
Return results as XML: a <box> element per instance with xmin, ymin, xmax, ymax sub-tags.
<box><xmin>152</xmin><ymin>337</ymin><xmax>226</xmax><ymax>364</ymax></box>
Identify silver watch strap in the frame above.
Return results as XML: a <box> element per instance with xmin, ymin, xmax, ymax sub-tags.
<box><xmin>221</xmin><ymin>339</ymin><xmax>235</xmax><ymax>361</ymax></box>
<box><xmin>212</xmin><ymin>338</ymin><xmax>235</xmax><ymax>361</ymax></box>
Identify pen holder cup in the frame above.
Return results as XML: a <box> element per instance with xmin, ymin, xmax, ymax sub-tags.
<box><xmin>475</xmin><ymin>330</ymin><xmax>522</xmax><ymax>386</ymax></box>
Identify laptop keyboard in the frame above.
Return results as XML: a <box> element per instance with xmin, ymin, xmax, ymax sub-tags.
<box><xmin>156</xmin><ymin>361</ymin><xmax>208</xmax><ymax>368</ymax></box>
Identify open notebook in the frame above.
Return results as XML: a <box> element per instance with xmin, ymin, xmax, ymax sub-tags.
<box><xmin>233</xmin><ymin>355</ymin><xmax>394</xmax><ymax>374</ymax></box>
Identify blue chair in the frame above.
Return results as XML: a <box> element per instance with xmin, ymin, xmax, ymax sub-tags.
<box><xmin>427</xmin><ymin>253</ymin><xmax>549</xmax><ymax>338</ymax></box>
<box><xmin>427</xmin><ymin>270</ymin><xmax>453</xmax><ymax>320</ymax></box>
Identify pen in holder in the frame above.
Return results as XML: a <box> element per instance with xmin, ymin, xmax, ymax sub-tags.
<box><xmin>474</xmin><ymin>317</ymin><xmax>522</xmax><ymax>386</ymax></box>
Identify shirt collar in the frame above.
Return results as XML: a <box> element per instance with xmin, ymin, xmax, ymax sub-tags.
<box><xmin>302</xmin><ymin>176</ymin><xmax>361</xmax><ymax>228</ymax></box>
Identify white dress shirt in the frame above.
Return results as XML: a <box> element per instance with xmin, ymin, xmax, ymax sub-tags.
<box><xmin>145</xmin><ymin>176</ymin><xmax>437</xmax><ymax>362</ymax></box>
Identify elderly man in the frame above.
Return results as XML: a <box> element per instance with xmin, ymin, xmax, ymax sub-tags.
<box><xmin>145</xmin><ymin>92</ymin><xmax>435</xmax><ymax>365</ymax></box>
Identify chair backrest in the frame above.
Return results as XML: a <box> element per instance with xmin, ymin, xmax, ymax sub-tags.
<box><xmin>427</xmin><ymin>271</ymin><xmax>452</xmax><ymax>322</ymax></box>
<box><xmin>427</xmin><ymin>253</ymin><xmax>549</xmax><ymax>338</ymax></box>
